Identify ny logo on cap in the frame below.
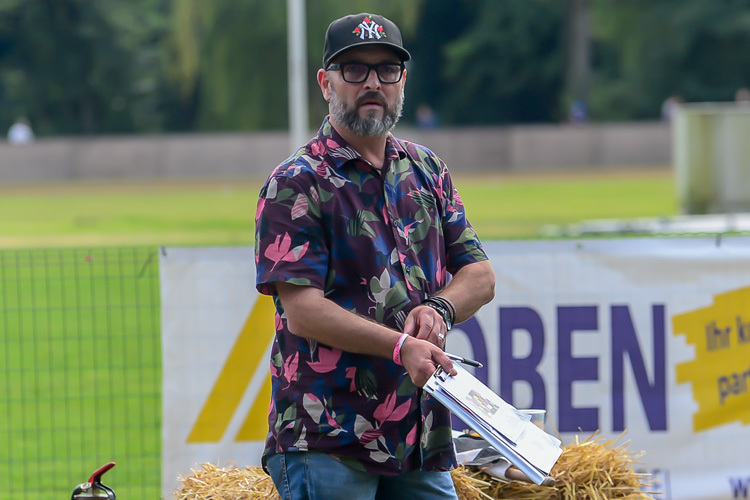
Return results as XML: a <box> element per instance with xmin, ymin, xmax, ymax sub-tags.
<box><xmin>353</xmin><ymin>16</ymin><xmax>386</xmax><ymax>40</ymax></box>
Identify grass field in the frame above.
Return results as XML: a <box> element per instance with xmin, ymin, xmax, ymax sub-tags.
<box><xmin>0</xmin><ymin>167</ymin><xmax>677</xmax><ymax>248</ymax></box>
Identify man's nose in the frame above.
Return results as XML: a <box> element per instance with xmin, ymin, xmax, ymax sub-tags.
<box><xmin>363</xmin><ymin>68</ymin><xmax>382</xmax><ymax>89</ymax></box>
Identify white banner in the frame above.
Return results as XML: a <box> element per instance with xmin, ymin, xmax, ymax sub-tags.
<box><xmin>160</xmin><ymin>238</ymin><xmax>750</xmax><ymax>500</ymax></box>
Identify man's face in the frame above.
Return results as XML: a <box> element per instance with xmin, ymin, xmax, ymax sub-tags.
<box><xmin>321</xmin><ymin>46</ymin><xmax>406</xmax><ymax>137</ymax></box>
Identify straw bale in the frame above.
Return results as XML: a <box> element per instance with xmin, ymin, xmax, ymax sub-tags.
<box><xmin>174</xmin><ymin>462</ymin><xmax>281</xmax><ymax>500</ymax></box>
<box><xmin>452</xmin><ymin>432</ymin><xmax>657</xmax><ymax>500</ymax></box>
<box><xmin>175</xmin><ymin>433</ymin><xmax>655</xmax><ymax>500</ymax></box>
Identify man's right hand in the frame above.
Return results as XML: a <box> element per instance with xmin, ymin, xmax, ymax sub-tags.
<box><xmin>399</xmin><ymin>336</ymin><xmax>456</xmax><ymax>387</ymax></box>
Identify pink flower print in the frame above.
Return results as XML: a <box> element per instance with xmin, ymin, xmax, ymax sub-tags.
<box><xmin>453</xmin><ymin>188</ymin><xmax>464</xmax><ymax>208</ymax></box>
<box><xmin>310</xmin><ymin>139</ymin><xmax>325</xmax><ymax>156</ymax></box>
<box><xmin>291</xmin><ymin>194</ymin><xmax>309</xmax><ymax>220</ymax></box>
<box><xmin>453</xmin><ymin>188</ymin><xmax>464</xmax><ymax>207</ymax></box>
<box><xmin>397</xmin><ymin>219</ymin><xmax>421</xmax><ymax>246</ymax></box>
<box><xmin>381</xmin><ymin>204</ymin><xmax>390</xmax><ymax>225</ymax></box>
<box><xmin>373</xmin><ymin>391</ymin><xmax>411</xmax><ymax>423</ymax></box>
<box><xmin>345</xmin><ymin>366</ymin><xmax>357</xmax><ymax>392</ymax></box>
<box><xmin>264</xmin><ymin>233</ymin><xmax>310</xmax><ymax>271</ymax></box>
<box><xmin>309</xmin><ymin>186</ymin><xmax>320</xmax><ymax>204</ymax></box>
<box><xmin>434</xmin><ymin>255</ymin><xmax>447</xmax><ymax>287</ymax></box>
<box><xmin>307</xmin><ymin>346</ymin><xmax>342</xmax><ymax>373</ymax></box>
<box><xmin>360</xmin><ymin>427</ymin><xmax>383</xmax><ymax>445</ymax></box>
<box><xmin>406</xmin><ymin>423</ymin><xmax>418</xmax><ymax>445</ymax></box>
<box><xmin>281</xmin><ymin>351</ymin><xmax>299</xmax><ymax>389</ymax></box>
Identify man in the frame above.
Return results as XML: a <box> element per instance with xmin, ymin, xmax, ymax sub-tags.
<box><xmin>254</xmin><ymin>12</ymin><xmax>495</xmax><ymax>500</ymax></box>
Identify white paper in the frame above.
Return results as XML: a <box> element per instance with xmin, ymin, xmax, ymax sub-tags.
<box><xmin>436</xmin><ymin>365</ymin><xmax>529</xmax><ymax>443</ymax></box>
<box><xmin>426</xmin><ymin>365</ymin><xmax>562</xmax><ymax>476</ymax></box>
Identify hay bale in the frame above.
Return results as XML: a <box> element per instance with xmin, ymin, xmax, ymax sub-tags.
<box><xmin>452</xmin><ymin>432</ymin><xmax>657</xmax><ymax>500</ymax></box>
<box><xmin>175</xmin><ymin>433</ymin><xmax>655</xmax><ymax>500</ymax></box>
<box><xmin>174</xmin><ymin>462</ymin><xmax>280</xmax><ymax>500</ymax></box>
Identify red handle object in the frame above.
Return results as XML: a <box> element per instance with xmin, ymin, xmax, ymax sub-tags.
<box><xmin>71</xmin><ymin>462</ymin><xmax>117</xmax><ymax>499</ymax></box>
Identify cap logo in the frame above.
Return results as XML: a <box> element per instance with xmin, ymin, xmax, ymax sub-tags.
<box><xmin>352</xmin><ymin>17</ymin><xmax>386</xmax><ymax>40</ymax></box>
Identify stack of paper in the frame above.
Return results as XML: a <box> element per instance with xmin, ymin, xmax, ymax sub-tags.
<box><xmin>424</xmin><ymin>364</ymin><xmax>562</xmax><ymax>485</ymax></box>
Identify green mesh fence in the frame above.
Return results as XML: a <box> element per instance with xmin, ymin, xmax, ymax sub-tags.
<box><xmin>0</xmin><ymin>247</ymin><xmax>161</xmax><ymax>499</ymax></box>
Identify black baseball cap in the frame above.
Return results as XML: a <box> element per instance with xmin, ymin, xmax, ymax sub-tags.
<box><xmin>323</xmin><ymin>13</ymin><xmax>411</xmax><ymax>68</ymax></box>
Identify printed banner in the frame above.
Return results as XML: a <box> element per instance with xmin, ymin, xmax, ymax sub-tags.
<box><xmin>160</xmin><ymin>238</ymin><xmax>750</xmax><ymax>500</ymax></box>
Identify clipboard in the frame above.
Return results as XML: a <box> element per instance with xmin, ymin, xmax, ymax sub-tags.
<box><xmin>424</xmin><ymin>364</ymin><xmax>563</xmax><ymax>485</ymax></box>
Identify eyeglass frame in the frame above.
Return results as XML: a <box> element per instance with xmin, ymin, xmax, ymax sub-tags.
<box><xmin>326</xmin><ymin>61</ymin><xmax>406</xmax><ymax>84</ymax></box>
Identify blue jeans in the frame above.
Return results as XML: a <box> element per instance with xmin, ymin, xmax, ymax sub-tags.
<box><xmin>266</xmin><ymin>452</ymin><xmax>458</xmax><ymax>500</ymax></box>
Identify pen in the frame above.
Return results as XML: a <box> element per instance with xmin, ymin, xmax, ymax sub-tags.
<box><xmin>445</xmin><ymin>353</ymin><xmax>483</xmax><ymax>368</ymax></box>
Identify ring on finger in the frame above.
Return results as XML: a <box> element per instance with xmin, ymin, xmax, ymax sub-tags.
<box><xmin>437</xmin><ymin>332</ymin><xmax>445</xmax><ymax>341</ymax></box>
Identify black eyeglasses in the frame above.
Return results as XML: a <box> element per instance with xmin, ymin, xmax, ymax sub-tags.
<box><xmin>326</xmin><ymin>62</ymin><xmax>405</xmax><ymax>84</ymax></box>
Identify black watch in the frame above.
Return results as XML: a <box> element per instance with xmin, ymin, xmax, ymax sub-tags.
<box><xmin>423</xmin><ymin>298</ymin><xmax>453</xmax><ymax>331</ymax></box>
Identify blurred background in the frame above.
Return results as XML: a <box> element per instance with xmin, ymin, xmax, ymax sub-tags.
<box><xmin>1</xmin><ymin>0</ymin><xmax>749</xmax><ymax>136</ymax></box>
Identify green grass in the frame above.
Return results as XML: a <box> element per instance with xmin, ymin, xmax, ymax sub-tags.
<box><xmin>0</xmin><ymin>247</ymin><xmax>161</xmax><ymax>499</ymax></box>
<box><xmin>0</xmin><ymin>168</ymin><xmax>678</xmax><ymax>248</ymax></box>
<box><xmin>461</xmin><ymin>169</ymin><xmax>677</xmax><ymax>238</ymax></box>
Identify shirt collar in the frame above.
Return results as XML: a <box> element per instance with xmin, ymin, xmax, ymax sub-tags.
<box><xmin>316</xmin><ymin>116</ymin><xmax>407</xmax><ymax>170</ymax></box>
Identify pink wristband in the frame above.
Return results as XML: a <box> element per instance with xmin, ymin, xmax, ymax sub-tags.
<box><xmin>392</xmin><ymin>333</ymin><xmax>409</xmax><ymax>366</ymax></box>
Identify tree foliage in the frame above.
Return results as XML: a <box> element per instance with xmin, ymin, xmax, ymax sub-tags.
<box><xmin>590</xmin><ymin>0</ymin><xmax>750</xmax><ymax>120</ymax></box>
<box><xmin>0</xmin><ymin>0</ymin><xmax>171</xmax><ymax>135</ymax></box>
<box><xmin>167</xmin><ymin>0</ymin><xmax>422</xmax><ymax>131</ymax></box>
<box><xmin>438</xmin><ymin>0</ymin><xmax>565</xmax><ymax>124</ymax></box>
<box><xmin>1</xmin><ymin>0</ymin><xmax>750</xmax><ymax>134</ymax></box>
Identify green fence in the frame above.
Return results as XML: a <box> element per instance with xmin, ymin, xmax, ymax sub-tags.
<box><xmin>0</xmin><ymin>247</ymin><xmax>161</xmax><ymax>499</ymax></box>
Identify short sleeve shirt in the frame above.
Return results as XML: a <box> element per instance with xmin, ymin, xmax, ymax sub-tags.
<box><xmin>254</xmin><ymin>117</ymin><xmax>488</xmax><ymax>475</ymax></box>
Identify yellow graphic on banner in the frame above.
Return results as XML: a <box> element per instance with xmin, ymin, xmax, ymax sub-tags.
<box><xmin>673</xmin><ymin>286</ymin><xmax>750</xmax><ymax>432</ymax></box>
<box><xmin>187</xmin><ymin>295</ymin><xmax>276</xmax><ymax>443</ymax></box>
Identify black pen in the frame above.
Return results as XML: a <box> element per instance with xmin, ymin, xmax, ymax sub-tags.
<box><xmin>445</xmin><ymin>353</ymin><xmax>483</xmax><ymax>368</ymax></box>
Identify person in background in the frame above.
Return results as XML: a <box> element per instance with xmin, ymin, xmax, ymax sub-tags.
<box><xmin>254</xmin><ymin>12</ymin><xmax>495</xmax><ymax>500</ymax></box>
<box><xmin>661</xmin><ymin>95</ymin><xmax>683</xmax><ymax>121</ymax></box>
<box><xmin>568</xmin><ymin>99</ymin><xmax>588</xmax><ymax>124</ymax></box>
<box><xmin>7</xmin><ymin>116</ymin><xmax>35</xmax><ymax>144</ymax></box>
<box><xmin>416</xmin><ymin>103</ymin><xmax>439</xmax><ymax>128</ymax></box>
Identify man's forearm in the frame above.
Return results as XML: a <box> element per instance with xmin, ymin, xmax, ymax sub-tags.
<box><xmin>436</xmin><ymin>260</ymin><xmax>495</xmax><ymax>324</ymax></box>
<box><xmin>275</xmin><ymin>281</ymin><xmax>402</xmax><ymax>358</ymax></box>
<box><xmin>275</xmin><ymin>281</ymin><xmax>457</xmax><ymax>387</ymax></box>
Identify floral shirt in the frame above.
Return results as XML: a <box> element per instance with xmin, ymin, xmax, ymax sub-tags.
<box><xmin>254</xmin><ymin>117</ymin><xmax>488</xmax><ymax>475</ymax></box>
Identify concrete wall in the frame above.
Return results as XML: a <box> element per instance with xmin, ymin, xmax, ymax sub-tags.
<box><xmin>0</xmin><ymin>121</ymin><xmax>671</xmax><ymax>182</ymax></box>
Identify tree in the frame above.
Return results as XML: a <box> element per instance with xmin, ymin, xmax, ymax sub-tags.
<box><xmin>167</xmin><ymin>0</ymin><xmax>422</xmax><ymax>131</ymax></box>
<box><xmin>0</xmin><ymin>0</ymin><xmax>172</xmax><ymax>135</ymax></box>
<box><xmin>438</xmin><ymin>0</ymin><xmax>566</xmax><ymax>124</ymax></box>
<box><xmin>590</xmin><ymin>0</ymin><xmax>750</xmax><ymax>120</ymax></box>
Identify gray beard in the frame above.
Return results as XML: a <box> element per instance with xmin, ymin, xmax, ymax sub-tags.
<box><xmin>329</xmin><ymin>86</ymin><xmax>404</xmax><ymax>137</ymax></box>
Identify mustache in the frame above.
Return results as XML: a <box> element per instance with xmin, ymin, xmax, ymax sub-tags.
<box><xmin>356</xmin><ymin>92</ymin><xmax>387</xmax><ymax>107</ymax></box>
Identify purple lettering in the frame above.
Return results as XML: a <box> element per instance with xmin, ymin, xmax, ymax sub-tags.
<box><xmin>558</xmin><ymin>306</ymin><xmax>599</xmax><ymax>432</ymax></box>
<box><xmin>498</xmin><ymin>307</ymin><xmax>546</xmax><ymax>409</ymax></box>
<box><xmin>611</xmin><ymin>305</ymin><xmax>667</xmax><ymax>431</ymax></box>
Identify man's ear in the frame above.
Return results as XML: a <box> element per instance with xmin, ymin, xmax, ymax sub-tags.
<box><xmin>317</xmin><ymin>68</ymin><xmax>331</xmax><ymax>102</ymax></box>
